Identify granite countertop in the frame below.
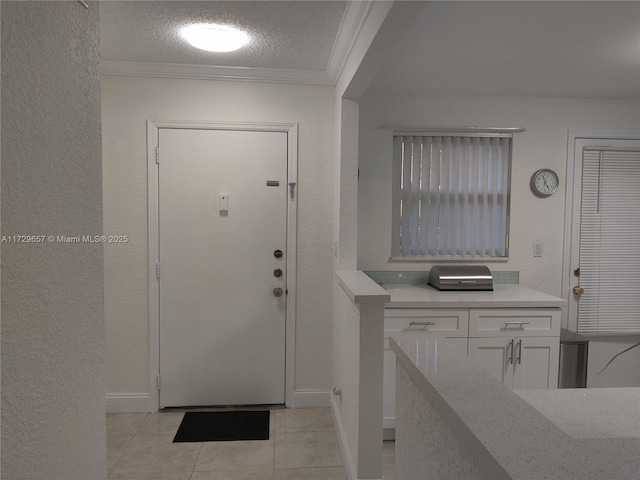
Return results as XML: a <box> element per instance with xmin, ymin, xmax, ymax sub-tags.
<box><xmin>390</xmin><ymin>332</ymin><xmax>640</xmax><ymax>480</ymax></box>
<box><xmin>385</xmin><ymin>283</ymin><xmax>566</xmax><ymax>308</ymax></box>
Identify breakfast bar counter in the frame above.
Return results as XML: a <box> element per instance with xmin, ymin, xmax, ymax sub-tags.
<box><xmin>390</xmin><ymin>332</ymin><xmax>640</xmax><ymax>480</ymax></box>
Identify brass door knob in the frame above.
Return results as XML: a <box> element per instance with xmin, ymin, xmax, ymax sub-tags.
<box><xmin>273</xmin><ymin>287</ymin><xmax>283</xmax><ymax>297</ymax></box>
<box><xmin>573</xmin><ymin>286</ymin><xmax>584</xmax><ymax>296</ymax></box>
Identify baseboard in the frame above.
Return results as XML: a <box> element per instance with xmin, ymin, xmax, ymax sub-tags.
<box><xmin>330</xmin><ymin>393</ymin><xmax>358</xmax><ymax>480</ymax></box>
<box><xmin>106</xmin><ymin>393</ymin><xmax>152</xmax><ymax>413</ymax></box>
<box><xmin>292</xmin><ymin>389</ymin><xmax>331</xmax><ymax>408</ymax></box>
<box><xmin>107</xmin><ymin>390</ymin><xmax>329</xmax><ymax>412</ymax></box>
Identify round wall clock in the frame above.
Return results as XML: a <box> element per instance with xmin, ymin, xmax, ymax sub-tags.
<box><xmin>530</xmin><ymin>168</ymin><xmax>559</xmax><ymax>197</ymax></box>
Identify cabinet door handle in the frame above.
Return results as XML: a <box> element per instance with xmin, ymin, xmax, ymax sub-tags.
<box><xmin>504</xmin><ymin>321</ymin><xmax>530</xmax><ymax>326</ymax></box>
<box><xmin>409</xmin><ymin>321</ymin><xmax>436</xmax><ymax>327</ymax></box>
<box><xmin>516</xmin><ymin>339</ymin><xmax>522</xmax><ymax>365</ymax></box>
<box><xmin>507</xmin><ymin>339</ymin><xmax>514</xmax><ymax>365</ymax></box>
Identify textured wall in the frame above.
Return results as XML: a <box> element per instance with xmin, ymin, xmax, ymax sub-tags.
<box><xmin>1</xmin><ymin>1</ymin><xmax>106</xmax><ymax>479</ymax></box>
<box><xmin>101</xmin><ymin>76</ymin><xmax>335</xmax><ymax>396</ymax></box>
<box><xmin>357</xmin><ymin>93</ymin><xmax>639</xmax><ymax>295</ymax></box>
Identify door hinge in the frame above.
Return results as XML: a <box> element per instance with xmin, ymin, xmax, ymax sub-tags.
<box><xmin>156</xmin><ymin>262</ymin><xmax>160</xmax><ymax>279</ymax></box>
<box><xmin>289</xmin><ymin>182</ymin><xmax>296</xmax><ymax>199</ymax></box>
<box><xmin>155</xmin><ymin>146</ymin><xmax>159</xmax><ymax>164</ymax></box>
<box><xmin>156</xmin><ymin>374</ymin><xmax>161</xmax><ymax>391</ymax></box>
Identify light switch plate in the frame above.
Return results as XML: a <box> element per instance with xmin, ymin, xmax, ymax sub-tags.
<box><xmin>533</xmin><ymin>242</ymin><xmax>543</xmax><ymax>257</ymax></box>
<box><xmin>219</xmin><ymin>194</ymin><xmax>229</xmax><ymax>212</ymax></box>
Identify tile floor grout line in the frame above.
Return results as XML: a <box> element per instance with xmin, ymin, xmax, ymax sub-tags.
<box><xmin>272</xmin><ymin>409</ymin><xmax>277</xmax><ymax>476</ymax></box>
<box><xmin>107</xmin><ymin>412</ymin><xmax>149</xmax><ymax>475</ymax></box>
<box><xmin>189</xmin><ymin>441</ymin><xmax>204</xmax><ymax>480</ymax></box>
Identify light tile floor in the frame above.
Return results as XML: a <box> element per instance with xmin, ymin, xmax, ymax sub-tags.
<box><xmin>107</xmin><ymin>407</ymin><xmax>383</xmax><ymax>480</ymax></box>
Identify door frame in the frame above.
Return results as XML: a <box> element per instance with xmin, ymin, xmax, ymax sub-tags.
<box><xmin>561</xmin><ymin>130</ymin><xmax>639</xmax><ymax>332</ymax></box>
<box><xmin>147</xmin><ymin>120</ymin><xmax>298</xmax><ymax>411</ymax></box>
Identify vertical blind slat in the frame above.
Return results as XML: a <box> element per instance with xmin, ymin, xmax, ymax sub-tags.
<box><xmin>410</xmin><ymin>137</ymin><xmax>422</xmax><ymax>255</ymax></box>
<box><xmin>391</xmin><ymin>136</ymin><xmax>403</xmax><ymax>257</ymax></box>
<box><xmin>400</xmin><ymin>137</ymin><xmax>412</xmax><ymax>255</ymax></box>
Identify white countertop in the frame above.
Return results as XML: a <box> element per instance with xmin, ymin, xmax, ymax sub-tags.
<box><xmin>385</xmin><ymin>283</ymin><xmax>566</xmax><ymax>308</ymax></box>
<box><xmin>336</xmin><ymin>270</ymin><xmax>390</xmax><ymax>304</ymax></box>
<box><xmin>515</xmin><ymin>388</ymin><xmax>640</xmax><ymax>439</ymax></box>
<box><xmin>390</xmin><ymin>332</ymin><xmax>640</xmax><ymax>479</ymax></box>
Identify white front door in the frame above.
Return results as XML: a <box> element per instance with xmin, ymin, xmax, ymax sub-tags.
<box><xmin>158</xmin><ymin>128</ymin><xmax>288</xmax><ymax>408</ymax></box>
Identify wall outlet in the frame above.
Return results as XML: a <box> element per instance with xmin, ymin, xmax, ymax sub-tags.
<box><xmin>533</xmin><ymin>242</ymin><xmax>543</xmax><ymax>257</ymax></box>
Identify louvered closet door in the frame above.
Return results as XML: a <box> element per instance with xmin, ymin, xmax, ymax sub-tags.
<box><xmin>575</xmin><ymin>146</ymin><xmax>640</xmax><ymax>335</ymax></box>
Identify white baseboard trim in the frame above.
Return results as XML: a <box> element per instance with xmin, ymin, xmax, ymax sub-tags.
<box><xmin>292</xmin><ymin>389</ymin><xmax>331</xmax><ymax>408</ymax></box>
<box><xmin>330</xmin><ymin>393</ymin><xmax>358</xmax><ymax>480</ymax></box>
<box><xmin>106</xmin><ymin>393</ymin><xmax>153</xmax><ymax>413</ymax></box>
<box><xmin>107</xmin><ymin>390</ymin><xmax>330</xmax><ymax>412</ymax></box>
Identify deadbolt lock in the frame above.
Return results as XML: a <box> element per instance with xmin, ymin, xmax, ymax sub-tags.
<box><xmin>274</xmin><ymin>249</ymin><xmax>283</xmax><ymax>259</ymax></box>
<box><xmin>574</xmin><ymin>268</ymin><xmax>580</xmax><ymax>277</ymax></box>
<box><xmin>573</xmin><ymin>286</ymin><xmax>584</xmax><ymax>296</ymax></box>
<box><xmin>274</xmin><ymin>268</ymin><xmax>283</xmax><ymax>278</ymax></box>
<box><xmin>273</xmin><ymin>287</ymin><xmax>283</xmax><ymax>297</ymax></box>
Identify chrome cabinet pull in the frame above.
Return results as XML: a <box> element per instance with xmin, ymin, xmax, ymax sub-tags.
<box><xmin>409</xmin><ymin>321</ymin><xmax>436</xmax><ymax>327</ymax></box>
<box><xmin>504</xmin><ymin>321</ymin><xmax>530</xmax><ymax>326</ymax></box>
<box><xmin>516</xmin><ymin>339</ymin><xmax>522</xmax><ymax>364</ymax></box>
<box><xmin>508</xmin><ymin>339</ymin><xmax>514</xmax><ymax>364</ymax></box>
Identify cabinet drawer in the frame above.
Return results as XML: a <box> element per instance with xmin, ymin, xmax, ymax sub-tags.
<box><xmin>469</xmin><ymin>308</ymin><xmax>560</xmax><ymax>337</ymax></box>
<box><xmin>384</xmin><ymin>309</ymin><xmax>468</xmax><ymax>339</ymax></box>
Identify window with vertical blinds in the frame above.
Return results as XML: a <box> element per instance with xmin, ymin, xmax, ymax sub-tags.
<box><xmin>577</xmin><ymin>147</ymin><xmax>640</xmax><ymax>335</ymax></box>
<box><xmin>392</xmin><ymin>133</ymin><xmax>511</xmax><ymax>258</ymax></box>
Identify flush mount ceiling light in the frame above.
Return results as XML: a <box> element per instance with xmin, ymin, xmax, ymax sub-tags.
<box><xmin>180</xmin><ymin>23</ymin><xmax>250</xmax><ymax>53</ymax></box>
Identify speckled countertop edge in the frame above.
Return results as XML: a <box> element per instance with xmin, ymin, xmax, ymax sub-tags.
<box><xmin>390</xmin><ymin>332</ymin><xmax>640</xmax><ymax>480</ymax></box>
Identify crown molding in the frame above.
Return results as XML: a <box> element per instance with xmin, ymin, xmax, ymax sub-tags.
<box><xmin>325</xmin><ymin>0</ymin><xmax>374</xmax><ymax>84</ymax></box>
<box><xmin>101</xmin><ymin>60</ymin><xmax>333</xmax><ymax>86</ymax></box>
<box><xmin>101</xmin><ymin>1</ymin><xmax>374</xmax><ymax>86</ymax></box>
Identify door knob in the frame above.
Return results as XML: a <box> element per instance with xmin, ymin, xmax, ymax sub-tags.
<box><xmin>273</xmin><ymin>287</ymin><xmax>283</xmax><ymax>297</ymax></box>
<box><xmin>274</xmin><ymin>250</ymin><xmax>283</xmax><ymax>258</ymax></box>
<box><xmin>273</xmin><ymin>268</ymin><xmax>283</xmax><ymax>278</ymax></box>
<box><xmin>573</xmin><ymin>286</ymin><xmax>584</xmax><ymax>296</ymax></box>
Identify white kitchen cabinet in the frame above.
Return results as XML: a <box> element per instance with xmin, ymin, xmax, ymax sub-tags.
<box><xmin>467</xmin><ymin>307</ymin><xmax>560</xmax><ymax>390</ymax></box>
<box><xmin>469</xmin><ymin>308</ymin><xmax>560</xmax><ymax>337</ymax></box>
<box><xmin>468</xmin><ymin>336</ymin><xmax>559</xmax><ymax>389</ymax></box>
<box><xmin>383</xmin><ymin>309</ymin><xmax>468</xmax><ymax>439</ymax></box>
<box><xmin>384</xmin><ymin>305</ymin><xmax>561</xmax><ymax>439</ymax></box>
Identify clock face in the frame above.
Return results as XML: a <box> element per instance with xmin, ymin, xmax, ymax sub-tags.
<box><xmin>531</xmin><ymin>169</ymin><xmax>559</xmax><ymax>197</ymax></box>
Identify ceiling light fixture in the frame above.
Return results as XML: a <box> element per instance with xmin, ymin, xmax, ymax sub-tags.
<box><xmin>180</xmin><ymin>23</ymin><xmax>250</xmax><ymax>53</ymax></box>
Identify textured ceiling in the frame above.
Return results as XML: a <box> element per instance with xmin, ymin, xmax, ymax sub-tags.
<box><xmin>100</xmin><ymin>1</ymin><xmax>347</xmax><ymax>71</ymax></box>
<box><xmin>100</xmin><ymin>1</ymin><xmax>639</xmax><ymax>98</ymax></box>
<box><xmin>367</xmin><ymin>1</ymin><xmax>640</xmax><ymax>98</ymax></box>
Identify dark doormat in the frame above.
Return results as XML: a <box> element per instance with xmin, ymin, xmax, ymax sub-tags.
<box><xmin>173</xmin><ymin>410</ymin><xmax>270</xmax><ymax>442</ymax></box>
